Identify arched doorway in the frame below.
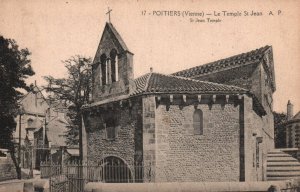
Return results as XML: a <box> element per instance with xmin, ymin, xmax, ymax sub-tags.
<box><xmin>100</xmin><ymin>156</ymin><xmax>133</xmax><ymax>183</ymax></box>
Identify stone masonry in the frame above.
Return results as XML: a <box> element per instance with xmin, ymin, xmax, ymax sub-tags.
<box><xmin>0</xmin><ymin>152</ymin><xmax>17</xmax><ymax>181</ymax></box>
<box><xmin>86</xmin><ymin>98</ymin><xmax>143</xmax><ymax>172</ymax></box>
<box><xmin>154</xmin><ymin>102</ymin><xmax>240</xmax><ymax>182</ymax></box>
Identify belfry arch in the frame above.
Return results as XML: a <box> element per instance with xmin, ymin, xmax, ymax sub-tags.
<box><xmin>100</xmin><ymin>54</ymin><xmax>107</xmax><ymax>85</ymax></box>
<box><xmin>110</xmin><ymin>49</ymin><xmax>118</xmax><ymax>82</ymax></box>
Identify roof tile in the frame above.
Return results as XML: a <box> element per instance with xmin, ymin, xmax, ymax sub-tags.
<box><xmin>173</xmin><ymin>45</ymin><xmax>271</xmax><ymax>78</ymax></box>
<box><xmin>132</xmin><ymin>72</ymin><xmax>247</xmax><ymax>96</ymax></box>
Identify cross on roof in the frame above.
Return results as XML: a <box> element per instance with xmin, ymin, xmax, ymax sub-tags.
<box><xmin>106</xmin><ymin>7</ymin><xmax>112</xmax><ymax>23</ymax></box>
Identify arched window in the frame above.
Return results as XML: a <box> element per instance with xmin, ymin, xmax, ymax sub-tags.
<box><xmin>104</xmin><ymin>110</ymin><xmax>119</xmax><ymax>140</ymax></box>
<box><xmin>100</xmin><ymin>54</ymin><xmax>107</xmax><ymax>85</ymax></box>
<box><xmin>110</xmin><ymin>49</ymin><xmax>118</xmax><ymax>82</ymax></box>
<box><xmin>193</xmin><ymin>109</ymin><xmax>203</xmax><ymax>135</ymax></box>
<box><xmin>106</xmin><ymin>117</ymin><xmax>116</xmax><ymax>139</ymax></box>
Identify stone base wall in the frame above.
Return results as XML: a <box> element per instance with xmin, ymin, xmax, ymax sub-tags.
<box><xmin>155</xmin><ymin>103</ymin><xmax>240</xmax><ymax>182</ymax></box>
<box><xmin>142</xmin><ymin>96</ymin><xmax>156</xmax><ymax>182</ymax></box>
<box><xmin>0</xmin><ymin>153</ymin><xmax>17</xmax><ymax>181</ymax></box>
<box><xmin>84</xmin><ymin>181</ymin><xmax>293</xmax><ymax>192</ymax></box>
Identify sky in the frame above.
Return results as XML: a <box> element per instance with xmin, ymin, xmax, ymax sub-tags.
<box><xmin>0</xmin><ymin>0</ymin><xmax>299</xmax><ymax>113</ymax></box>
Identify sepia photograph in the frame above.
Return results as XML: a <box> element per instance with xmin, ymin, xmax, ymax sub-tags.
<box><xmin>0</xmin><ymin>0</ymin><xmax>300</xmax><ymax>191</ymax></box>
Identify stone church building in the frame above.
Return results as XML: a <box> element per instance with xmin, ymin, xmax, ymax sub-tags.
<box><xmin>82</xmin><ymin>22</ymin><xmax>275</xmax><ymax>182</ymax></box>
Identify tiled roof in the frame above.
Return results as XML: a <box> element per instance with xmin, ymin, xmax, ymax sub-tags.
<box><xmin>172</xmin><ymin>46</ymin><xmax>271</xmax><ymax>78</ymax></box>
<box><xmin>131</xmin><ymin>72</ymin><xmax>248</xmax><ymax>95</ymax></box>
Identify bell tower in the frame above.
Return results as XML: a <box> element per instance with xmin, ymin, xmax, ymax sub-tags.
<box><xmin>91</xmin><ymin>22</ymin><xmax>134</xmax><ymax>102</ymax></box>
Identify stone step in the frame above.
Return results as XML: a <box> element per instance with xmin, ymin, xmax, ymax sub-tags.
<box><xmin>267</xmin><ymin>155</ymin><xmax>293</xmax><ymax>158</ymax></box>
<box><xmin>267</xmin><ymin>171</ymin><xmax>300</xmax><ymax>177</ymax></box>
<box><xmin>267</xmin><ymin>153</ymin><xmax>296</xmax><ymax>157</ymax></box>
<box><xmin>268</xmin><ymin>151</ymin><xmax>289</xmax><ymax>154</ymax></box>
<box><xmin>267</xmin><ymin>149</ymin><xmax>300</xmax><ymax>181</ymax></box>
<box><xmin>267</xmin><ymin>155</ymin><xmax>298</xmax><ymax>160</ymax></box>
<box><xmin>267</xmin><ymin>161</ymin><xmax>300</xmax><ymax>166</ymax></box>
<box><xmin>267</xmin><ymin>158</ymin><xmax>298</xmax><ymax>162</ymax></box>
<box><xmin>268</xmin><ymin>151</ymin><xmax>287</xmax><ymax>154</ymax></box>
<box><xmin>267</xmin><ymin>166</ymin><xmax>300</xmax><ymax>171</ymax></box>
<box><xmin>267</xmin><ymin>169</ymin><xmax>300</xmax><ymax>173</ymax></box>
<box><xmin>267</xmin><ymin>176</ymin><xmax>298</xmax><ymax>181</ymax></box>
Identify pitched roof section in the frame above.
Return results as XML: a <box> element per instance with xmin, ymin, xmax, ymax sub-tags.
<box><xmin>172</xmin><ymin>46</ymin><xmax>271</xmax><ymax>78</ymax></box>
<box><xmin>293</xmin><ymin>111</ymin><xmax>300</xmax><ymax>120</ymax></box>
<box><xmin>106</xmin><ymin>23</ymin><xmax>129</xmax><ymax>52</ymax></box>
<box><xmin>284</xmin><ymin>111</ymin><xmax>300</xmax><ymax>125</ymax></box>
<box><xmin>44</xmin><ymin>112</ymin><xmax>68</xmax><ymax>147</ymax></box>
<box><xmin>19</xmin><ymin>85</ymin><xmax>49</xmax><ymax>115</ymax></box>
<box><xmin>92</xmin><ymin>22</ymin><xmax>131</xmax><ymax>64</ymax></box>
<box><xmin>131</xmin><ymin>72</ymin><xmax>248</xmax><ymax>95</ymax></box>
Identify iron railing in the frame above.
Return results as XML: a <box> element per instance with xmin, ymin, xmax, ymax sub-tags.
<box><xmin>40</xmin><ymin>161</ymin><xmax>148</xmax><ymax>183</ymax></box>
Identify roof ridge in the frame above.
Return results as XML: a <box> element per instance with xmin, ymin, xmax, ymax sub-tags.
<box><xmin>173</xmin><ymin>45</ymin><xmax>271</xmax><ymax>76</ymax></box>
<box><xmin>106</xmin><ymin>22</ymin><xmax>130</xmax><ymax>52</ymax></box>
<box><xmin>143</xmin><ymin>73</ymin><xmax>152</xmax><ymax>92</ymax></box>
<box><xmin>34</xmin><ymin>85</ymin><xmax>50</xmax><ymax>106</ymax></box>
<box><xmin>293</xmin><ymin>111</ymin><xmax>300</xmax><ymax>120</ymax></box>
<box><xmin>19</xmin><ymin>84</ymin><xmax>50</xmax><ymax>106</ymax></box>
<box><xmin>151</xmin><ymin>72</ymin><xmax>248</xmax><ymax>92</ymax></box>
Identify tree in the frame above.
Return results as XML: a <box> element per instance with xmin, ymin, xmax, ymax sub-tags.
<box><xmin>43</xmin><ymin>55</ymin><xmax>92</xmax><ymax>160</ymax></box>
<box><xmin>0</xmin><ymin>35</ymin><xmax>35</xmax><ymax>178</ymax></box>
<box><xmin>273</xmin><ymin>111</ymin><xmax>287</xmax><ymax>148</ymax></box>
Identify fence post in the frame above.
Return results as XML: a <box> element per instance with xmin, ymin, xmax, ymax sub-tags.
<box><xmin>66</xmin><ymin>162</ymin><xmax>69</xmax><ymax>192</ymax></box>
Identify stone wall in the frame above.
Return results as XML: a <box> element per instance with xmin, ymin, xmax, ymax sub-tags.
<box><xmin>92</xmin><ymin>53</ymin><xmax>133</xmax><ymax>102</ymax></box>
<box><xmin>154</xmin><ymin>102</ymin><xmax>241</xmax><ymax>182</ymax></box>
<box><xmin>195</xmin><ymin>63</ymin><xmax>257</xmax><ymax>91</ymax></box>
<box><xmin>243</xmin><ymin>95</ymin><xmax>274</xmax><ymax>181</ymax></box>
<box><xmin>92</xmin><ymin>24</ymin><xmax>134</xmax><ymax>103</ymax></box>
<box><xmin>84</xmin><ymin>180</ymin><xmax>293</xmax><ymax>192</ymax></box>
<box><xmin>86</xmin><ymin>98</ymin><xmax>142</xmax><ymax>171</ymax></box>
<box><xmin>0</xmin><ymin>152</ymin><xmax>17</xmax><ymax>181</ymax></box>
<box><xmin>142</xmin><ymin>96</ymin><xmax>156</xmax><ymax>182</ymax></box>
<box><xmin>192</xmin><ymin>63</ymin><xmax>263</xmax><ymax>107</ymax></box>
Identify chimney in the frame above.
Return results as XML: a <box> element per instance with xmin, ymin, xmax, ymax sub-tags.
<box><xmin>150</xmin><ymin>67</ymin><xmax>153</xmax><ymax>73</ymax></box>
<box><xmin>287</xmin><ymin>100</ymin><xmax>294</xmax><ymax>120</ymax></box>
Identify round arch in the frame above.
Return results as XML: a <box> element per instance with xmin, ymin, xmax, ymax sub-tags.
<box><xmin>109</xmin><ymin>49</ymin><xmax>118</xmax><ymax>82</ymax></box>
<box><xmin>99</xmin><ymin>156</ymin><xmax>133</xmax><ymax>183</ymax></box>
<box><xmin>100</xmin><ymin>54</ymin><xmax>107</xmax><ymax>85</ymax></box>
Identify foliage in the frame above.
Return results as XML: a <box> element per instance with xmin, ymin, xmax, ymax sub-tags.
<box><xmin>43</xmin><ymin>55</ymin><xmax>92</xmax><ymax>150</ymax></box>
<box><xmin>0</xmin><ymin>35</ymin><xmax>35</xmax><ymax>178</ymax></box>
<box><xmin>273</xmin><ymin>111</ymin><xmax>287</xmax><ymax>148</ymax></box>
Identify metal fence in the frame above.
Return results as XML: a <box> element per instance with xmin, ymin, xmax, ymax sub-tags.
<box><xmin>40</xmin><ymin>161</ymin><xmax>146</xmax><ymax>183</ymax></box>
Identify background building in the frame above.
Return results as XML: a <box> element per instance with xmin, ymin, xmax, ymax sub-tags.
<box><xmin>285</xmin><ymin>100</ymin><xmax>300</xmax><ymax>148</ymax></box>
<box><xmin>13</xmin><ymin>83</ymin><xmax>73</xmax><ymax>169</ymax></box>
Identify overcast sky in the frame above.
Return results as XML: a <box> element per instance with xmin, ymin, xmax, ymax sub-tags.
<box><xmin>0</xmin><ymin>0</ymin><xmax>299</xmax><ymax>113</ymax></box>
